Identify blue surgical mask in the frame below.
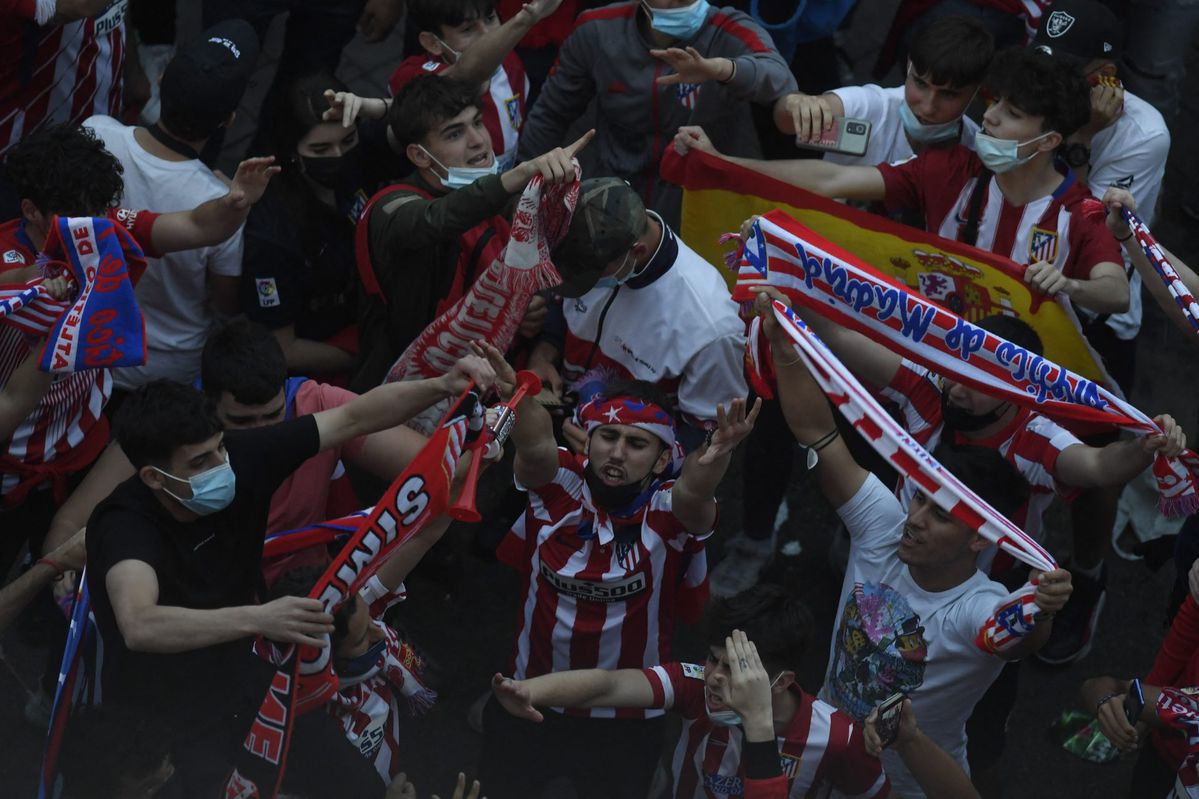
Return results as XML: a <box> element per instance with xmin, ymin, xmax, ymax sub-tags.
<box><xmin>974</xmin><ymin>131</ymin><xmax>1053</xmax><ymax>174</ymax></box>
<box><xmin>339</xmin><ymin>637</ymin><xmax>387</xmax><ymax>678</ymax></box>
<box><xmin>418</xmin><ymin>145</ymin><xmax>501</xmax><ymax>190</ymax></box>
<box><xmin>898</xmin><ymin>101</ymin><xmax>961</xmax><ymax>146</ymax></box>
<box><xmin>154</xmin><ymin>455</ymin><xmax>236</xmax><ymax>516</ymax></box>
<box><xmin>643</xmin><ymin>0</ymin><xmax>711</xmax><ymax>40</ymax></box>
<box><xmin>594</xmin><ymin>249</ymin><xmax>637</xmax><ymax>289</ymax></box>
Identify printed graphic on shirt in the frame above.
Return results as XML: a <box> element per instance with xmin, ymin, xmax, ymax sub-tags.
<box><xmin>704</xmin><ymin>771</ymin><xmax>743</xmax><ymax>795</ymax></box>
<box><xmin>681</xmin><ymin>662</ymin><xmax>705</xmax><ymax>680</ymax></box>
<box><xmin>256</xmin><ymin>277</ymin><xmax>281</xmax><ymax>308</ymax></box>
<box><xmin>3</xmin><ymin>250</ymin><xmax>25</xmax><ymax>264</ymax></box>
<box><xmin>538</xmin><ymin>560</ymin><xmax>648</xmax><ymax>602</ymax></box>
<box><xmin>93</xmin><ymin>0</ymin><xmax>129</xmax><ymax>36</ymax></box>
<box><xmin>827</xmin><ymin>582</ymin><xmax>927</xmax><ymax>720</ymax></box>
<box><xmin>1028</xmin><ymin>227</ymin><xmax>1059</xmax><ymax>264</ymax></box>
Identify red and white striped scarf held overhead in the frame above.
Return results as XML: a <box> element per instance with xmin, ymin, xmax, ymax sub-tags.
<box><xmin>733</xmin><ymin>210</ymin><xmax>1199</xmax><ymax>518</ymax></box>
<box><xmin>1120</xmin><ymin>207</ymin><xmax>1199</xmax><ymax>335</ymax></box>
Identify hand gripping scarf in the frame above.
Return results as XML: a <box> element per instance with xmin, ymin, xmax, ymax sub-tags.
<box><xmin>0</xmin><ymin>216</ymin><xmax>146</xmax><ymax>372</ymax></box>
<box><xmin>383</xmin><ymin>170</ymin><xmax>579</xmax><ymax>433</ymax></box>
<box><xmin>224</xmin><ymin>393</ymin><xmax>483</xmax><ymax>799</ymax></box>
<box><xmin>1119</xmin><ymin>207</ymin><xmax>1199</xmax><ymax>334</ymax></box>
<box><xmin>733</xmin><ymin>211</ymin><xmax>1199</xmax><ymax>518</ymax></box>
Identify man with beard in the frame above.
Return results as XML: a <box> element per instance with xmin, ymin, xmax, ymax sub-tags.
<box><xmin>475</xmin><ymin>345</ymin><xmax>759</xmax><ymax>799</ymax></box>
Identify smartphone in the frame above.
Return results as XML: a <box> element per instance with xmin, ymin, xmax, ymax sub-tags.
<box><xmin>875</xmin><ymin>692</ymin><xmax>906</xmax><ymax>748</ymax></box>
<box><xmin>1124</xmin><ymin>679</ymin><xmax>1146</xmax><ymax>725</ymax></box>
<box><xmin>794</xmin><ymin>116</ymin><xmax>871</xmax><ymax>158</ymax></box>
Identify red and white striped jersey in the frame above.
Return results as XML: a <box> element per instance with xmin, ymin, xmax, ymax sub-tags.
<box><xmin>881</xmin><ymin>359</ymin><xmax>1082</xmax><ymax>543</ymax></box>
<box><xmin>643</xmin><ymin>662</ymin><xmax>890</xmax><ymax>799</ymax></box>
<box><xmin>496</xmin><ymin>449</ymin><xmax>711</xmax><ymax>719</ymax></box>
<box><xmin>879</xmin><ymin>145</ymin><xmax>1122</xmax><ymax>279</ymax></box>
<box><xmin>0</xmin><ymin>0</ymin><xmax>127</xmax><ymax>156</ymax></box>
<box><xmin>388</xmin><ymin>52</ymin><xmax>529</xmax><ymax>171</ymax></box>
<box><xmin>0</xmin><ymin>209</ymin><xmax>156</xmax><ymax>505</ymax></box>
<box><xmin>325</xmin><ymin>578</ymin><xmax>435</xmax><ymax>783</ymax></box>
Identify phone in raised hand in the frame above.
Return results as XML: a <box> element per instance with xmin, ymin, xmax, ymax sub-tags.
<box><xmin>875</xmin><ymin>692</ymin><xmax>906</xmax><ymax>748</ymax></box>
<box><xmin>1124</xmin><ymin>679</ymin><xmax>1146</xmax><ymax>725</ymax></box>
<box><xmin>794</xmin><ymin>116</ymin><xmax>870</xmax><ymax>157</ymax></box>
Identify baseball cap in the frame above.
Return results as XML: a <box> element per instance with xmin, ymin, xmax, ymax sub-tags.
<box><xmin>1031</xmin><ymin>0</ymin><xmax>1123</xmax><ymax>65</ymax></box>
<box><xmin>159</xmin><ymin>19</ymin><xmax>260</xmax><ymax>134</ymax></box>
<box><xmin>552</xmin><ymin>178</ymin><xmax>648</xmax><ymax>298</ymax></box>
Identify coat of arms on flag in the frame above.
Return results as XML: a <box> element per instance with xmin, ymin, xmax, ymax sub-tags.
<box><xmin>1028</xmin><ymin>227</ymin><xmax>1059</xmax><ymax>264</ymax></box>
<box><xmin>675</xmin><ymin>82</ymin><xmax>702</xmax><ymax>109</ymax></box>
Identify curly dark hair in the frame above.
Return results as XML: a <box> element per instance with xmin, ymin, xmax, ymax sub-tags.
<box><xmin>985</xmin><ymin>48</ymin><xmax>1092</xmax><ymax>141</ymax></box>
<box><xmin>387</xmin><ymin>74</ymin><xmax>484</xmax><ymax>148</ymax></box>
<box><xmin>2</xmin><ymin>124</ymin><xmax>124</xmax><ymax>216</ymax></box>
<box><xmin>704</xmin><ymin>584</ymin><xmax>814</xmax><ymax>674</ymax></box>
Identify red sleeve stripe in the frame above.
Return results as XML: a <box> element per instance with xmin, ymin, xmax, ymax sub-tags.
<box><xmin>708</xmin><ymin>12</ymin><xmax>772</xmax><ymax>53</ymax></box>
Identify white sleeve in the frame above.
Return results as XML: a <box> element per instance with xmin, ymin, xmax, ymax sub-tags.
<box><xmin>34</xmin><ymin>0</ymin><xmax>56</xmax><ymax>25</ymax></box>
<box><xmin>206</xmin><ymin>226</ymin><xmax>244</xmax><ymax>277</ymax></box>
<box><xmin>1088</xmin><ymin>128</ymin><xmax>1169</xmax><ymax>227</ymax></box>
<box><xmin>836</xmin><ymin>472</ymin><xmax>906</xmax><ymax>549</ymax></box>
<box><xmin>676</xmin><ymin>332</ymin><xmax>748</xmax><ymax>425</ymax></box>
<box><xmin>829</xmin><ymin>84</ymin><xmax>893</xmax><ymax>125</ymax></box>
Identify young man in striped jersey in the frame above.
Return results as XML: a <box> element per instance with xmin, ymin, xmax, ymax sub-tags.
<box><xmin>476</xmin><ymin>342</ymin><xmax>758</xmax><ymax>799</ymax></box>
<box><xmin>493</xmin><ymin>584</ymin><xmax>979</xmax><ymax>799</ymax></box>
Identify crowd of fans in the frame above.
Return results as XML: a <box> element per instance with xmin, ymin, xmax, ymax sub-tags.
<box><xmin>1</xmin><ymin>0</ymin><xmax>1197</xmax><ymax>797</ymax></box>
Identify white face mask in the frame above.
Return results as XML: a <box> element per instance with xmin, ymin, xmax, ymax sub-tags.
<box><xmin>418</xmin><ymin>144</ymin><xmax>500</xmax><ymax>189</ymax></box>
<box><xmin>433</xmin><ymin>35</ymin><xmax>462</xmax><ymax>64</ymax></box>
<box><xmin>974</xmin><ymin>131</ymin><xmax>1053</xmax><ymax>174</ymax></box>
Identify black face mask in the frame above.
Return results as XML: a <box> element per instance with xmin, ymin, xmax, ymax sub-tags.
<box><xmin>584</xmin><ymin>462</ymin><xmax>655</xmax><ymax>513</ymax></box>
<box><xmin>940</xmin><ymin>392</ymin><xmax>1009</xmax><ymax>433</ymax></box>
<box><xmin>299</xmin><ymin>146</ymin><xmax>364</xmax><ymax>193</ymax></box>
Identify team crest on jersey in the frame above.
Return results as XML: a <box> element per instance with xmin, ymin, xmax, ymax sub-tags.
<box><xmin>3</xmin><ymin>249</ymin><xmax>24</xmax><ymax>264</ymax></box>
<box><xmin>780</xmin><ymin>752</ymin><xmax>802</xmax><ymax>778</ymax></box>
<box><xmin>505</xmin><ymin>95</ymin><xmax>522</xmax><ymax>130</ymax></box>
<box><xmin>676</xmin><ymin>82</ymin><xmax>702</xmax><ymax>109</ymax></box>
<box><xmin>256</xmin><ymin>277</ymin><xmax>280</xmax><ymax>308</ymax></box>
<box><xmin>1028</xmin><ymin>227</ymin><xmax>1059</xmax><ymax>264</ymax></box>
<box><xmin>1045</xmin><ymin>10</ymin><xmax>1075</xmax><ymax>37</ymax></box>
<box><xmin>421</xmin><ymin>60</ymin><xmax>441</xmax><ymax>72</ymax></box>
<box><xmin>681</xmin><ymin>662</ymin><xmax>705</xmax><ymax>680</ymax></box>
<box><xmin>616</xmin><ymin>540</ymin><xmax>641</xmax><ymax>570</ymax></box>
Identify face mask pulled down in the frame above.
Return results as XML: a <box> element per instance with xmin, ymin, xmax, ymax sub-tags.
<box><xmin>974</xmin><ymin>131</ymin><xmax>1053</xmax><ymax>174</ymax></box>
<box><xmin>419</xmin><ymin>145</ymin><xmax>500</xmax><ymax>190</ymax></box>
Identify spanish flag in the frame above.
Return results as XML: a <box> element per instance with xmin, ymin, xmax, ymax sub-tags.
<box><xmin>660</xmin><ymin>148</ymin><xmax>1108</xmax><ymax>383</ymax></box>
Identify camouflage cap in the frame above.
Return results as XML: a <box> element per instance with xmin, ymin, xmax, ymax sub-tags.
<box><xmin>552</xmin><ymin>177</ymin><xmax>648</xmax><ymax>297</ymax></box>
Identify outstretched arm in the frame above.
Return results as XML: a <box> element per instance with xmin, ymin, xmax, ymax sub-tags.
<box><xmin>864</xmin><ymin>699</ymin><xmax>980</xmax><ymax>799</ymax></box>
<box><xmin>758</xmin><ymin>292</ymin><xmax>869</xmax><ymax>507</ymax></box>
<box><xmin>490</xmin><ymin>668</ymin><xmax>655</xmax><ymax>722</ymax></box>
<box><xmin>674</xmin><ymin>126</ymin><xmax>886</xmax><ymax>201</ymax></box>
<box><xmin>474</xmin><ymin>341</ymin><xmax>560</xmax><ymax>489</ymax></box>
<box><xmin>149</xmin><ymin>157</ymin><xmax>280</xmax><ymax>254</ymax></box>
<box><xmin>445</xmin><ymin>0</ymin><xmax>563</xmax><ymax>84</ymax></box>
<box><xmin>1054</xmin><ymin>415</ymin><xmax>1187</xmax><ymax>488</ymax></box>
<box><xmin>671</xmin><ymin>398</ymin><xmax>761</xmax><ymax>534</ymax></box>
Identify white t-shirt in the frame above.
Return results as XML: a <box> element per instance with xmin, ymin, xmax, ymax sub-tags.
<box><xmin>84</xmin><ymin>115</ymin><xmax>243</xmax><ymax>388</ymax></box>
<box><xmin>819</xmin><ymin>474</ymin><xmax>1008</xmax><ymax>799</ymax></box>
<box><xmin>1087</xmin><ymin>90</ymin><xmax>1170</xmax><ymax>341</ymax></box>
<box><xmin>825</xmin><ymin>84</ymin><xmax>979</xmax><ymax>168</ymax></box>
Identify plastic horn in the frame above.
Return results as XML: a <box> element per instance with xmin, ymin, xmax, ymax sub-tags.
<box><xmin>446</xmin><ymin>370</ymin><xmax>544</xmax><ymax>522</ymax></box>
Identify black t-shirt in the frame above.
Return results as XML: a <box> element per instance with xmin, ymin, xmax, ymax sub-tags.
<box><xmin>85</xmin><ymin>416</ymin><xmax>321</xmax><ymax>730</ymax></box>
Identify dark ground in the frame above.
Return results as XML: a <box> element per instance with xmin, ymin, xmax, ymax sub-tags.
<box><xmin>2</xmin><ymin>1</ymin><xmax>1199</xmax><ymax>797</ymax></box>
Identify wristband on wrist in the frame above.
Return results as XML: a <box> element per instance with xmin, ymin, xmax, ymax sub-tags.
<box><xmin>719</xmin><ymin>58</ymin><xmax>737</xmax><ymax>84</ymax></box>
<box><xmin>1096</xmin><ymin>691</ymin><xmax>1120</xmax><ymax>715</ymax></box>
<box><xmin>1116</xmin><ymin>230</ymin><xmax>1134</xmax><ymax>242</ymax></box>
<box><xmin>35</xmin><ymin>557</ymin><xmax>67</xmax><ymax>580</ymax></box>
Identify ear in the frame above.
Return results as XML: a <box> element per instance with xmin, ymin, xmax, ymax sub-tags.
<box><xmin>968</xmin><ymin>532</ymin><xmax>991</xmax><ymax>554</ymax></box>
<box><xmin>418</xmin><ymin>30</ymin><xmax>443</xmax><ymax>58</ymax></box>
<box><xmin>407</xmin><ymin>142</ymin><xmax>433</xmax><ymax>169</ymax></box>
<box><xmin>139</xmin><ymin>464</ymin><xmax>167</xmax><ymax>492</ymax></box>
<box><xmin>1036</xmin><ymin>130</ymin><xmax>1063</xmax><ymax>152</ymax></box>
<box><xmin>19</xmin><ymin>198</ymin><xmax>44</xmax><ymax>226</ymax></box>
<box><xmin>652</xmin><ymin>444</ymin><xmax>672</xmax><ymax>476</ymax></box>
<box><xmin>774</xmin><ymin>670</ymin><xmax>796</xmax><ymax>693</ymax></box>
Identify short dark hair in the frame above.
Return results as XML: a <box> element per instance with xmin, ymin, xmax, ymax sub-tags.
<box><xmin>976</xmin><ymin>314</ymin><xmax>1043</xmax><ymax>356</ymax></box>
<box><xmin>407</xmin><ymin>0</ymin><xmax>496</xmax><ymax>38</ymax></box>
<box><xmin>59</xmin><ymin>704</ymin><xmax>171</xmax><ymax>799</ymax></box>
<box><xmin>704</xmin><ymin>585</ymin><xmax>814</xmax><ymax>673</ymax></box>
<box><xmin>2</xmin><ymin>124</ymin><xmax>124</xmax><ymax>216</ymax></box>
<box><xmin>115</xmin><ymin>380</ymin><xmax>224</xmax><ymax>469</ymax></box>
<box><xmin>201</xmin><ymin>319</ymin><xmax>287</xmax><ymax>405</ymax></box>
<box><xmin>268</xmin><ymin>565</ymin><xmax>354</xmax><ymax>647</ymax></box>
<box><xmin>932</xmin><ymin>441</ymin><xmax>1030</xmax><ymax>520</ymax></box>
<box><xmin>388</xmin><ymin>75</ymin><xmax>483</xmax><ymax>147</ymax></box>
<box><xmin>985</xmin><ymin>48</ymin><xmax>1091</xmax><ymax>140</ymax></box>
<box><xmin>909</xmin><ymin>16</ymin><xmax>994</xmax><ymax>88</ymax></box>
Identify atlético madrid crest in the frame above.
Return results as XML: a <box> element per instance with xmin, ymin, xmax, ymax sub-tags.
<box><xmin>1028</xmin><ymin>227</ymin><xmax>1059</xmax><ymax>264</ymax></box>
<box><xmin>1045</xmin><ymin>11</ymin><xmax>1075</xmax><ymax>37</ymax></box>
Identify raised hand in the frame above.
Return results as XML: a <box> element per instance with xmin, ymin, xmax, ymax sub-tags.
<box><xmin>697</xmin><ymin>397</ymin><xmax>762</xmax><ymax>465</ymax></box>
<box><xmin>254</xmin><ymin>596</ymin><xmax>335</xmax><ymax>647</ymax></box>
<box><xmin>651</xmin><ymin>47</ymin><xmax>733</xmax><ymax>86</ymax></box>
<box><xmin>356</xmin><ymin>0</ymin><xmax>402</xmax><ymax>42</ymax></box>
<box><xmin>1102</xmin><ymin>186</ymin><xmax>1136</xmax><ymax>241</ymax></box>
<box><xmin>515</xmin><ymin>129</ymin><xmax>595</xmax><ymax>187</ymax></box>
<box><xmin>323</xmin><ymin>89</ymin><xmax>388</xmax><ymax>128</ymax></box>
<box><xmin>520</xmin><ymin>0</ymin><xmax>565</xmax><ymax>23</ymax></box>
<box><xmin>226</xmin><ymin>156</ymin><xmax>281</xmax><ymax>212</ymax></box>
<box><xmin>443</xmin><ymin>352</ymin><xmax>498</xmax><ymax>396</ymax></box>
<box><xmin>1144</xmin><ymin>414</ymin><xmax>1187</xmax><ymax>458</ymax></box>
<box><xmin>723</xmin><ymin>630</ymin><xmax>774</xmax><ymax>728</ymax></box>
<box><xmin>1023</xmin><ymin>259</ymin><xmax>1069</xmax><ymax>297</ymax></box>
<box><xmin>469</xmin><ymin>341</ymin><xmax>517</xmax><ymax>400</ymax></box>
<box><xmin>1029</xmin><ymin>568</ymin><xmax>1072</xmax><ymax>616</ymax></box>
<box><xmin>672</xmin><ymin>125</ymin><xmax>718</xmax><ymax>157</ymax></box>
<box><xmin>783</xmin><ymin>93</ymin><xmax>837</xmax><ymax>144</ymax></box>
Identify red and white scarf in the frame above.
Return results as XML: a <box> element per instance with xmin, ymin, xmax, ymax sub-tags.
<box><xmin>384</xmin><ymin>171</ymin><xmax>579</xmax><ymax>432</ymax></box>
<box><xmin>1121</xmin><ymin>207</ymin><xmax>1199</xmax><ymax>334</ymax></box>
<box><xmin>734</xmin><ymin>211</ymin><xmax>1199</xmax><ymax>517</ymax></box>
<box><xmin>767</xmin><ymin>300</ymin><xmax>1057</xmax><ymax>573</ymax></box>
